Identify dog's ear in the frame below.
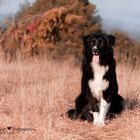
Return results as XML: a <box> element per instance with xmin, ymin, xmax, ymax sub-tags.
<box><xmin>82</xmin><ymin>33</ymin><xmax>93</xmax><ymax>46</ymax></box>
<box><xmin>82</xmin><ymin>34</ymin><xmax>89</xmax><ymax>46</ymax></box>
<box><xmin>108</xmin><ymin>35</ymin><xmax>115</xmax><ymax>47</ymax></box>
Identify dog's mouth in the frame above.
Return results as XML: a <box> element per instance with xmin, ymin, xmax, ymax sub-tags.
<box><xmin>93</xmin><ymin>52</ymin><xmax>99</xmax><ymax>55</ymax></box>
<box><xmin>92</xmin><ymin>54</ymin><xmax>100</xmax><ymax>64</ymax></box>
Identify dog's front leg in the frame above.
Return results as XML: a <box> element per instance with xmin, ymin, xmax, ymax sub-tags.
<box><xmin>98</xmin><ymin>97</ymin><xmax>111</xmax><ymax>126</ymax></box>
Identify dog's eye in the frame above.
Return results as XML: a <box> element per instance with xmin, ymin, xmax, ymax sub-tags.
<box><xmin>100</xmin><ymin>42</ymin><xmax>104</xmax><ymax>45</ymax></box>
<box><xmin>98</xmin><ymin>40</ymin><xmax>104</xmax><ymax>46</ymax></box>
<box><xmin>97</xmin><ymin>39</ymin><xmax>104</xmax><ymax>46</ymax></box>
<box><xmin>91</xmin><ymin>42</ymin><xmax>95</xmax><ymax>46</ymax></box>
<box><xmin>90</xmin><ymin>39</ymin><xmax>96</xmax><ymax>46</ymax></box>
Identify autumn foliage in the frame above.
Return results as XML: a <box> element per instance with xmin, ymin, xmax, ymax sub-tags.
<box><xmin>0</xmin><ymin>0</ymin><xmax>101</xmax><ymax>62</ymax></box>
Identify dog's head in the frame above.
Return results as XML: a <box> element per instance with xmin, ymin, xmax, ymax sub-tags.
<box><xmin>82</xmin><ymin>33</ymin><xmax>115</xmax><ymax>64</ymax></box>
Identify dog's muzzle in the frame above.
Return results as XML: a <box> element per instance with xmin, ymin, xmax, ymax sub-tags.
<box><xmin>92</xmin><ymin>46</ymin><xmax>99</xmax><ymax>55</ymax></box>
<box><xmin>92</xmin><ymin>46</ymin><xmax>100</xmax><ymax>63</ymax></box>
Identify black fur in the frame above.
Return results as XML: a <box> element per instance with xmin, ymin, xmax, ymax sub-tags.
<box><xmin>67</xmin><ymin>33</ymin><xmax>125</xmax><ymax>123</ymax></box>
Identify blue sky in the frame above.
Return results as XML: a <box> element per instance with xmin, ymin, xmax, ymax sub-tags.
<box><xmin>90</xmin><ymin>0</ymin><xmax>140</xmax><ymax>40</ymax></box>
<box><xmin>90</xmin><ymin>0</ymin><xmax>140</xmax><ymax>23</ymax></box>
<box><xmin>0</xmin><ymin>0</ymin><xmax>35</xmax><ymax>15</ymax></box>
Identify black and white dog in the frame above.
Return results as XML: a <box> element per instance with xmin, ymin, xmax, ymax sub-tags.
<box><xmin>67</xmin><ymin>33</ymin><xmax>125</xmax><ymax>126</ymax></box>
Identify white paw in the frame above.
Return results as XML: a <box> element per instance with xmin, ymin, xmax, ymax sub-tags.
<box><xmin>93</xmin><ymin>120</ymin><xmax>105</xmax><ymax>126</ymax></box>
<box><xmin>96</xmin><ymin>121</ymin><xmax>105</xmax><ymax>126</ymax></box>
<box><xmin>84</xmin><ymin>120</ymin><xmax>88</xmax><ymax>123</ymax></box>
<box><xmin>93</xmin><ymin>118</ymin><xmax>105</xmax><ymax>126</ymax></box>
<box><xmin>93</xmin><ymin>121</ymin><xmax>99</xmax><ymax>125</ymax></box>
<box><xmin>90</xmin><ymin>111</ymin><xmax>99</xmax><ymax>125</ymax></box>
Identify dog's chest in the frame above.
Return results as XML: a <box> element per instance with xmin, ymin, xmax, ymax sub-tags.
<box><xmin>88</xmin><ymin>63</ymin><xmax>109</xmax><ymax>100</ymax></box>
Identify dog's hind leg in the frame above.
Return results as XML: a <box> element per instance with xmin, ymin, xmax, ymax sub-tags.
<box><xmin>109</xmin><ymin>94</ymin><xmax>125</xmax><ymax>115</ymax></box>
<box><xmin>67</xmin><ymin>109</ymin><xmax>79</xmax><ymax>120</ymax></box>
<box><xmin>67</xmin><ymin>92</ymin><xmax>88</xmax><ymax>120</ymax></box>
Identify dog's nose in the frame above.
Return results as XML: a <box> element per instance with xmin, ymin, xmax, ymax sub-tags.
<box><xmin>92</xmin><ymin>46</ymin><xmax>99</xmax><ymax>54</ymax></box>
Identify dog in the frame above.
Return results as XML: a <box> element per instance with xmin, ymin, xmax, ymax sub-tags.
<box><xmin>67</xmin><ymin>33</ymin><xmax>125</xmax><ymax>126</ymax></box>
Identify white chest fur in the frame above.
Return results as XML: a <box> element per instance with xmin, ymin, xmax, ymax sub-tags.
<box><xmin>88</xmin><ymin>63</ymin><xmax>109</xmax><ymax>100</ymax></box>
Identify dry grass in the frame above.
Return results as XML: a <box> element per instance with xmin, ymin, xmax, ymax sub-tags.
<box><xmin>0</xmin><ymin>58</ymin><xmax>139</xmax><ymax>140</ymax></box>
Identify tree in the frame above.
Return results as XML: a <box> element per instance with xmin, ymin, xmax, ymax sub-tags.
<box><xmin>16</xmin><ymin>0</ymin><xmax>101</xmax><ymax>34</ymax></box>
<box><xmin>3</xmin><ymin>0</ymin><xmax>101</xmax><ymax>60</ymax></box>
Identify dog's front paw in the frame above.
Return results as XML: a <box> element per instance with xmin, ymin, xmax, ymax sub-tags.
<box><xmin>96</xmin><ymin>121</ymin><xmax>105</xmax><ymax>127</ymax></box>
<box><xmin>67</xmin><ymin>109</ymin><xmax>79</xmax><ymax>120</ymax></box>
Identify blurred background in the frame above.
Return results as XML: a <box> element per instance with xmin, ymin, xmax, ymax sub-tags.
<box><xmin>0</xmin><ymin>0</ymin><xmax>139</xmax><ymax>65</ymax></box>
<box><xmin>1</xmin><ymin>0</ymin><xmax>140</xmax><ymax>41</ymax></box>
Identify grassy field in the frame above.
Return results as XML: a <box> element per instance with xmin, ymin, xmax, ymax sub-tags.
<box><xmin>0</xmin><ymin>58</ymin><xmax>139</xmax><ymax>140</ymax></box>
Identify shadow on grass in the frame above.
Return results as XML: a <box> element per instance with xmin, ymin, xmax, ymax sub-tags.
<box><xmin>125</xmin><ymin>98</ymin><xmax>140</xmax><ymax>110</ymax></box>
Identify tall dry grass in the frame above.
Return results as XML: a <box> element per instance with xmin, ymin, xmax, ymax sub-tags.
<box><xmin>0</xmin><ymin>58</ymin><xmax>139</xmax><ymax>140</ymax></box>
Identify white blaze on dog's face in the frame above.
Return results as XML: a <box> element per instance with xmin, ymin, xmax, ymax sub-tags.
<box><xmin>82</xmin><ymin>33</ymin><xmax>115</xmax><ymax>64</ymax></box>
<box><xmin>92</xmin><ymin>45</ymin><xmax>99</xmax><ymax>63</ymax></box>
